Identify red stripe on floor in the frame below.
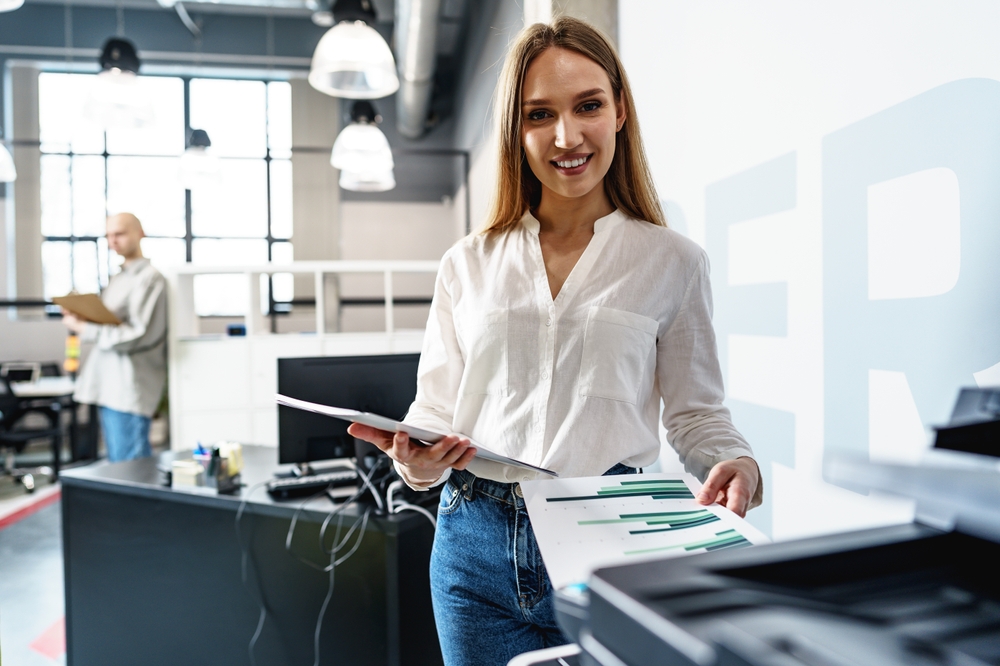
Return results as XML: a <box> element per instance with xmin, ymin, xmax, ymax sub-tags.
<box><xmin>0</xmin><ymin>486</ymin><xmax>61</xmax><ymax>531</ymax></box>
<box><xmin>29</xmin><ymin>616</ymin><xmax>66</xmax><ymax>660</ymax></box>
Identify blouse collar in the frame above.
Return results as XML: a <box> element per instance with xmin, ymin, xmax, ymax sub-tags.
<box><xmin>520</xmin><ymin>208</ymin><xmax>626</xmax><ymax>235</ymax></box>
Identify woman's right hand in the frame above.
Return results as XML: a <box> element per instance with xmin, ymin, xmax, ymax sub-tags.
<box><xmin>347</xmin><ymin>423</ymin><xmax>477</xmax><ymax>485</ymax></box>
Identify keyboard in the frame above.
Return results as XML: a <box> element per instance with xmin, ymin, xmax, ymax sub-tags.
<box><xmin>266</xmin><ymin>469</ymin><xmax>358</xmax><ymax>500</ymax></box>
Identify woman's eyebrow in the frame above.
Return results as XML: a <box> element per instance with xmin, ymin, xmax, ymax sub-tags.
<box><xmin>522</xmin><ymin>88</ymin><xmax>608</xmax><ymax>107</ymax></box>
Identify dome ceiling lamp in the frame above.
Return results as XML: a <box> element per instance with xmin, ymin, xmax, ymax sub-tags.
<box><xmin>331</xmin><ymin>101</ymin><xmax>395</xmax><ymax>193</ymax></box>
<box><xmin>180</xmin><ymin>129</ymin><xmax>221</xmax><ymax>190</ymax></box>
<box><xmin>0</xmin><ymin>0</ymin><xmax>24</xmax><ymax>13</ymax></box>
<box><xmin>84</xmin><ymin>38</ymin><xmax>155</xmax><ymax>129</ymax></box>
<box><xmin>308</xmin><ymin>0</ymin><xmax>399</xmax><ymax>100</ymax></box>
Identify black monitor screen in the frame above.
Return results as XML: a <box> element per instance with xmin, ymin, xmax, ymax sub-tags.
<box><xmin>277</xmin><ymin>353</ymin><xmax>420</xmax><ymax>465</ymax></box>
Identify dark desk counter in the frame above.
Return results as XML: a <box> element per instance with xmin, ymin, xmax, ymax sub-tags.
<box><xmin>61</xmin><ymin>445</ymin><xmax>442</xmax><ymax>666</ymax></box>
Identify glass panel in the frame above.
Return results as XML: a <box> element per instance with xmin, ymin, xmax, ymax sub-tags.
<box><xmin>191</xmin><ymin>159</ymin><xmax>268</xmax><ymax>237</ymax></box>
<box><xmin>106</xmin><ymin>156</ymin><xmax>185</xmax><ymax>237</ymax></box>
<box><xmin>191</xmin><ymin>238</ymin><xmax>269</xmax><ymax>265</ymax></box>
<box><xmin>41</xmin><ymin>241</ymin><xmax>72</xmax><ymax>299</ymax></box>
<box><xmin>194</xmin><ymin>275</ymin><xmax>247</xmax><ymax>317</ymax></box>
<box><xmin>98</xmin><ymin>237</ymin><xmax>111</xmax><ymax>288</ymax></box>
<box><xmin>73</xmin><ymin>241</ymin><xmax>100</xmax><ymax>294</ymax></box>
<box><xmin>71</xmin><ymin>156</ymin><xmax>107</xmax><ymax>237</ymax></box>
<box><xmin>267</xmin><ymin>81</ymin><xmax>292</xmax><ymax>159</ymax></box>
<box><xmin>105</xmin><ymin>76</ymin><xmax>185</xmax><ymax>156</ymax></box>
<box><xmin>271</xmin><ymin>241</ymin><xmax>294</xmax><ymax>302</ymax></box>
<box><xmin>40</xmin><ymin>155</ymin><xmax>72</xmax><ymax>237</ymax></box>
<box><xmin>38</xmin><ymin>73</ymin><xmax>105</xmax><ymax>155</ymax></box>
<box><xmin>269</xmin><ymin>159</ymin><xmax>293</xmax><ymax>239</ymax></box>
<box><xmin>142</xmin><ymin>238</ymin><xmax>187</xmax><ymax>271</ymax></box>
<box><xmin>189</xmin><ymin>79</ymin><xmax>267</xmax><ymax>158</ymax></box>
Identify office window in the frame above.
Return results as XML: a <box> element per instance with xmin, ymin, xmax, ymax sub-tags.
<box><xmin>38</xmin><ymin>73</ymin><xmax>293</xmax><ymax>316</ymax></box>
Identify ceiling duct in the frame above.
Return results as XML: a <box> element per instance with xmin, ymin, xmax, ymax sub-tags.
<box><xmin>394</xmin><ymin>0</ymin><xmax>440</xmax><ymax>139</ymax></box>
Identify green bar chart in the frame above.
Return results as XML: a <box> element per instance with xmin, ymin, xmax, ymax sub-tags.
<box><xmin>522</xmin><ymin>473</ymin><xmax>767</xmax><ymax>589</ymax></box>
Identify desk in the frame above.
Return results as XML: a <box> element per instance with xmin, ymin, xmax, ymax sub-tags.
<box><xmin>60</xmin><ymin>445</ymin><xmax>443</xmax><ymax>666</ymax></box>
<box><xmin>10</xmin><ymin>376</ymin><xmax>76</xmax><ymax>477</ymax></box>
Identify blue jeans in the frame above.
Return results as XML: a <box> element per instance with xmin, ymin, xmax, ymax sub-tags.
<box><xmin>99</xmin><ymin>407</ymin><xmax>152</xmax><ymax>462</ymax></box>
<box><xmin>430</xmin><ymin>464</ymin><xmax>637</xmax><ymax>666</ymax></box>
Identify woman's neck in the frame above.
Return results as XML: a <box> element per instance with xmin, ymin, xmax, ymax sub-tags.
<box><xmin>533</xmin><ymin>183</ymin><xmax>615</xmax><ymax>236</ymax></box>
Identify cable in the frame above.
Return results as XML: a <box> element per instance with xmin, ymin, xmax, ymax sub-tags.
<box><xmin>355</xmin><ymin>456</ymin><xmax>387</xmax><ymax>512</ymax></box>
<box><xmin>393</xmin><ymin>501</ymin><xmax>437</xmax><ymax>528</ymax></box>
<box><xmin>312</xmin><ymin>507</ymin><xmax>371</xmax><ymax>666</ymax></box>
<box><xmin>234</xmin><ymin>481</ymin><xmax>273</xmax><ymax>666</ymax></box>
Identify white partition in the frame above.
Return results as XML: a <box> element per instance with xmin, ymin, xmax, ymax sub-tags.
<box><xmin>165</xmin><ymin>261</ymin><xmax>436</xmax><ymax>451</ymax></box>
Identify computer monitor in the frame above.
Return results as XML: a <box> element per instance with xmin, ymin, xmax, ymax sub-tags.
<box><xmin>277</xmin><ymin>353</ymin><xmax>421</xmax><ymax>465</ymax></box>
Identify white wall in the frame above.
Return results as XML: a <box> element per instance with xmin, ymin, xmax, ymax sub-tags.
<box><xmin>621</xmin><ymin>0</ymin><xmax>1000</xmax><ymax>540</ymax></box>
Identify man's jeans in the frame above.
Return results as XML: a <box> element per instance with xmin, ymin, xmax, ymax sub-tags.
<box><xmin>99</xmin><ymin>406</ymin><xmax>152</xmax><ymax>462</ymax></box>
<box><xmin>430</xmin><ymin>463</ymin><xmax>636</xmax><ymax>666</ymax></box>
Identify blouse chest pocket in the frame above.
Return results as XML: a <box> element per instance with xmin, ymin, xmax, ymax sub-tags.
<box><xmin>578</xmin><ymin>306</ymin><xmax>659</xmax><ymax>404</ymax></box>
<box><xmin>458</xmin><ymin>308</ymin><xmax>508</xmax><ymax>396</ymax></box>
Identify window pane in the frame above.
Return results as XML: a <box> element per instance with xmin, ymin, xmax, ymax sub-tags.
<box><xmin>191</xmin><ymin>159</ymin><xmax>268</xmax><ymax>237</ymax></box>
<box><xmin>270</xmin><ymin>159</ymin><xmax>292</xmax><ymax>239</ymax></box>
<box><xmin>271</xmin><ymin>241</ymin><xmax>293</xmax><ymax>264</ymax></box>
<box><xmin>98</xmin><ymin>237</ymin><xmax>111</xmax><ymax>288</ymax></box>
<box><xmin>41</xmin><ymin>241</ymin><xmax>72</xmax><ymax>298</ymax></box>
<box><xmin>189</xmin><ymin>79</ymin><xmax>267</xmax><ymax>158</ymax></box>
<box><xmin>73</xmin><ymin>241</ymin><xmax>100</xmax><ymax>294</ymax></box>
<box><xmin>271</xmin><ymin>241</ymin><xmax>294</xmax><ymax>302</ymax></box>
<box><xmin>194</xmin><ymin>275</ymin><xmax>247</xmax><ymax>317</ymax></box>
<box><xmin>105</xmin><ymin>76</ymin><xmax>185</xmax><ymax>156</ymax></box>
<box><xmin>191</xmin><ymin>238</ymin><xmax>268</xmax><ymax>265</ymax></box>
<box><xmin>72</xmin><ymin>156</ymin><xmax>107</xmax><ymax>237</ymax></box>
<box><xmin>142</xmin><ymin>238</ymin><xmax>187</xmax><ymax>271</ymax></box>
<box><xmin>267</xmin><ymin>81</ymin><xmax>292</xmax><ymax>159</ymax></box>
<box><xmin>107</xmin><ymin>156</ymin><xmax>185</xmax><ymax>237</ymax></box>
<box><xmin>39</xmin><ymin>73</ymin><xmax>105</xmax><ymax>155</ymax></box>
<box><xmin>40</xmin><ymin>155</ymin><xmax>72</xmax><ymax>237</ymax></box>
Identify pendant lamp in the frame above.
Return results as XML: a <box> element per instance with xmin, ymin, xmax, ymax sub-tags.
<box><xmin>0</xmin><ymin>0</ymin><xmax>24</xmax><ymax>12</ymax></box>
<box><xmin>84</xmin><ymin>38</ymin><xmax>155</xmax><ymax>129</ymax></box>
<box><xmin>331</xmin><ymin>101</ymin><xmax>395</xmax><ymax>192</ymax></box>
<box><xmin>180</xmin><ymin>129</ymin><xmax>221</xmax><ymax>190</ymax></box>
<box><xmin>308</xmin><ymin>0</ymin><xmax>399</xmax><ymax>99</ymax></box>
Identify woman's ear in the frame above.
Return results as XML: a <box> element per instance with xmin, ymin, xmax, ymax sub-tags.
<box><xmin>615</xmin><ymin>96</ymin><xmax>627</xmax><ymax>132</ymax></box>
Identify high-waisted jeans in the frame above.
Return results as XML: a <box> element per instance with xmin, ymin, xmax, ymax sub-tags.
<box><xmin>429</xmin><ymin>464</ymin><xmax>637</xmax><ymax>666</ymax></box>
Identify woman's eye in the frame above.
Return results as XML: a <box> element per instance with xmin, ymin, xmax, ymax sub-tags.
<box><xmin>580</xmin><ymin>101</ymin><xmax>602</xmax><ymax>113</ymax></box>
<box><xmin>526</xmin><ymin>110</ymin><xmax>549</xmax><ymax>121</ymax></box>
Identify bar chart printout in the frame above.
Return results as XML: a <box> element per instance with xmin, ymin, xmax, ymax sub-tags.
<box><xmin>521</xmin><ymin>473</ymin><xmax>769</xmax><ymax>590</ymax></box>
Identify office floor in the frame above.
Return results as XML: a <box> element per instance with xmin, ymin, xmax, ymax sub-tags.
<box><xmin>0</xmin><ymin>491</ymin><xmax>65</xmax><ymax>665</ymax></box>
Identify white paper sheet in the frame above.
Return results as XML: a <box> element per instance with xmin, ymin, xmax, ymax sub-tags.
<box><xmin>521</xmin><ymin>473</ymin><xmax>769</xmax><ymax>590</ymax></box>
<box><xmin>275</xmin><ymin>394</ymin><xmax>557</xmax><ymax>477</ymax></box>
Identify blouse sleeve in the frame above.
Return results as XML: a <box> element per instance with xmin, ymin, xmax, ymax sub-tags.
<box><xmin>657</xmin><ymin>250</ymin><xmax>762</xmax><ymax>507</ymax></box>
<box><xmin>396</xmin><ymin>253</ymin><xmax>465</xmax><ymax>489</ymax></box>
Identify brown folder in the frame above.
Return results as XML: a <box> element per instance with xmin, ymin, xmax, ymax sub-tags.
<box><xmin>52</xmin><ymin>293</ymin><xmax>122</xmax><ymax>325</ymax></box>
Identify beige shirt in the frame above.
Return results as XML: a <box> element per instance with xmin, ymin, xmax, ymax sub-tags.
<box><xmin>403</xmin><ymin>210</ymin><xmax>756</xmax><ymax>491</ymax></box>
<box><xmin>74</xmin><ymin>258</ymin><xmax>168</xmax><ymax>417</ymax></box>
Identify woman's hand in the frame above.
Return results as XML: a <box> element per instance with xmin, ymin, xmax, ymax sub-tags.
<box><xmin>346</xmin><ymin>423</ymin><xmax>477</xmax><ymax>486</ymax></box>
<box><xmin>62</xmin><ymin>312</ymin><xmax>87</xmax><ymax>334</ymax></box>
<box><xmin>695</xmin><ymin>457</ymin><xmax>760</xmax><ymax>518</ymax></box>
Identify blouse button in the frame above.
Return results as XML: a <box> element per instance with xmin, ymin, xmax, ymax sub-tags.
<box><xmin>546</xmin><ymin>319</ymin><xmax>552</xmax><ymax>326</ymax></box>
<box><xmin>542</xmin><ymin>371</ymin><xmax>549</xmax><ymax>380</ymax></box>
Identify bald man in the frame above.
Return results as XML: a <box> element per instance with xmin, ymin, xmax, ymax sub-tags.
<box><xmin>64</xmin><ymin>213</ymin><xmax>167</xmax><ymax>462</ymax></box>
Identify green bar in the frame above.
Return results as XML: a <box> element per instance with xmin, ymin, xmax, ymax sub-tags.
<box><xmin>616</xmin><ymin>480</ymin><xmax>689</xmax><ymax>487</ymax></box>
<box><xmin>579</xmin><ymin>510</ymin><xmax>710</xmax><ymax>526</ymax></box>
<box><xmin>624</xmin><ymin>529</ymin><xmax>742</xmax><ymax>556</ymax></box>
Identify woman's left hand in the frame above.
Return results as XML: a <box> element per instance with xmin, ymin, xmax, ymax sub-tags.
<box><xmin>695</xmin><ymin>457</ymin><xmax>760</xmax><ymax>518</ymax></box>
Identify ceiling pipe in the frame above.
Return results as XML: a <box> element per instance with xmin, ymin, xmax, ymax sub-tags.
<box><xmin>394</xmin><ymin>0</ymin><xmax>440</xmax><ymax>139</ymax></box>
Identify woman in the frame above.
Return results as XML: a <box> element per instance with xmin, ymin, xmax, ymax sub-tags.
<box><xmin>348</xmin><ymin>16</ymin><xmax>761</xmax><ymax>666</ymax></box>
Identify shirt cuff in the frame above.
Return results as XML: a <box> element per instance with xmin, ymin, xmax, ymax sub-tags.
<box><xmin>79</xmin><ymin>323</ymin><xmax>101</xmax><ymax>343</ymax></box>
<box><xmin>393</xmin><ymin>460</ymin><xmax>451</xmax><ymax>491</ymax></box>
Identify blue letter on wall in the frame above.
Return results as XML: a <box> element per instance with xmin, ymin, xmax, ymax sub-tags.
<box><xmin>706</xmin><ymin>153</ymin><xmax>797</xmax><ymax>537</ymax></box>
<box><xmin>824</xmin><ymin>78</ymin><xmax>1000</xmax><ymax>460</ymax></box>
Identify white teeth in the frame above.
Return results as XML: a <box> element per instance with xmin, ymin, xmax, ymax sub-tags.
<box><xmin>555</xmin><ymin>156</ymin><xmax>588</xmax><ymax>168</ymax></box>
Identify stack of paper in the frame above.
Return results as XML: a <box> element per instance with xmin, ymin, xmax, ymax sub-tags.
<box><xmin>521</xmin><ymin>473</ymin><xmax>769</xmax><ymax>590</ymax></box>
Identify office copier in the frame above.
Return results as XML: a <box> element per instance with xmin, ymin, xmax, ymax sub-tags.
<box><xmin>560</xmin><ymin>388</ymin><xmax>1000</xmax><ymax>666</ymax></box>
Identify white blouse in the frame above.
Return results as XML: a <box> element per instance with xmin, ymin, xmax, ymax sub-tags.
<box><xmin>402</xmin><ymin>209</ymin><xmax>754</xmax><ymax>487</ymax></box>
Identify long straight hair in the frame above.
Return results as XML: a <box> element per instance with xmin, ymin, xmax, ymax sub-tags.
<box><xmin>481</xmin><ymin>16</ymin><xmax>665</xmax><ymax>234</ymax></box>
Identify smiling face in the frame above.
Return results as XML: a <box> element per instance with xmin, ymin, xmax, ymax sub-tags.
<box><xmin>520</xmin><ymin>46</ymin><xmax>626</xmax><ymax>209</ymax></box>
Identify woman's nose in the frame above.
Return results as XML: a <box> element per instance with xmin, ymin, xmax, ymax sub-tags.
<box><xmin>554</xmin><ymin>115</ymin><xmax>582</xmax><ymax>149</ymax></box>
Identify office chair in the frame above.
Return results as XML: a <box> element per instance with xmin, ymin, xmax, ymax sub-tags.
<box><xmin>0</xmin><ymin>376</ymin><xmax>62</xmax><ymax>493</ymax></box>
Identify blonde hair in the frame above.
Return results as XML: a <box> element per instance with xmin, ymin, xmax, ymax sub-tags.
<box><xmin>482</xmin><ymin>16</ymin><xmax>665</xmax><ymax>234</ymax></box>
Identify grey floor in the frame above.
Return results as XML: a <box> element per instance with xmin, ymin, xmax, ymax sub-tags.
<box><xmin>0</xmin><ymin>501</ymin><xmax>65</xmax><ymax>665</ymax></box>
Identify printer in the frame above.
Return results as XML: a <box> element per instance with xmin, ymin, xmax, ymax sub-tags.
<box><xmin>561</xmin><ymin>388</ymin><xmax>1000</xmax><ymax>666</ymax></box>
